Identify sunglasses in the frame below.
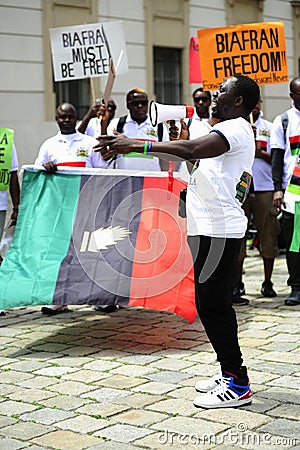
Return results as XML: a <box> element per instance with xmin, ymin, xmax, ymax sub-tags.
<box><xmin>194</xmin><ymin>96</ymin><xmax>210</xmax><ymax>103</ymax></box>
<box><xmin>107</xmin><ymin>104</ymin><xmax>116</xmax><ymax>110</ymax></box>
<box><xmin>129</xmin><ymin>100</ymin><xmax>148</xmax><ymax>107</ymax></box>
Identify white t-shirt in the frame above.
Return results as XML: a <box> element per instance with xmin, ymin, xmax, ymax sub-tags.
<box><xmin>178</xmin><ymin>120</ymin><xmax>213</xmax><ymax>182</ymax></box>
<box><xmin>35</xmin><ymin>131</ymin><xmax>107</xmax><ymax>169</ymax></box>
<box><xmin>0</xmin><ymin>143</ymin><xmax>18</xmax><ymax>211</ymax></box>
<box><xmin>107</xmin><ymin>114</ymin><xmax>169</xmax><ymax>171</ymax></box>
<box><xmin>252</xmin><ymin>113</ymin><xmax>273</xmax><ymax>191</ymax></box>
<box><xmin>77</xmin><ymin>117</ymin><xmax>102</xmax><ymax>138</ymax></box>
<box><xmin>270</xmin><ymin>105</ymin><xmax>300</xmax><ymax>189</ymax></box>
<box><xmin>184</xmin><ymin>112</ymin><xmax>210</xmax><ymax>141</ymax></box>
<box><xmin>270</xmin><ymin>104</ymin><xmax>300</xmax><ymax>213</ymax></box>
<box><xmin>187</xmin><ymin>117</ymin><xmax>254</xmax><ymax>238</ymax></box>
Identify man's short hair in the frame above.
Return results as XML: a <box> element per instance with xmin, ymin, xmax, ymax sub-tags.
<box><xmin>290</xmin><ymin>77</ymin><xmax>300</xmax><ymax>92</ymax></box>
<box><xmin>233</xmin><ymin>74</ymin><xmax>260</xmax><ymax>115</ymax></box>
<box><xmin>192</xmin><ymin>87</ymin><xmax>211</xmax><ymax>101</ymax></box>
<box><xmin>56</xmin><ymin>102</ymin><xmax>77</xmax><ymax>117</ymax></box>
<box><xmin>126</xmin><ymin>88</ymin><xmax>148</xmax><ymax>102</ymax></box>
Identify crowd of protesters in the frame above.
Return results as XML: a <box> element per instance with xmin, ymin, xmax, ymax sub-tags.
<box><xmin>0</xmin><ymin>75</ymin><xmax>299</xmax><ymax>410</ymax></box>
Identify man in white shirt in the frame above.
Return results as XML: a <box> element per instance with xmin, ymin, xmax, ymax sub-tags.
<box><xmin>35</xmin><ymin>103</ymin><xmax>107</xmax><ymax>315</ymax></box>
<box><xmin>35</xmin><ymin>103</ymin><xmax>107</xmax><ymax>172</ymax></box>
<box><xmin>107</xmin><ymin>88</ymin><xmax>169</xmax><ymax>170</ymax></box>
<box><xmin>96</xmin><ymin>74</ymin><xmax>260</xmax><ymax>410</ymax></box>
<box><xmin>0</xmin><ymin>143</ymin><xmax>19</xmax><ymax>238</ymax></box>
<box><xmin>271</xmin><ymin>77</ymin><xmax>300</xmax><ymax>306</ymax></box>
<box><xmin>77</xmin><ymin>98</ymin><xmax>117</xmax><ymax>137</ymax></box>
<box><xmin>0</xmin><ymin>135</ymin><xmax>20</xmax><ymax>316</ymax></box>
<box><xmin>233</xmin><ymin>99</ymin><xmax>279</xmax><ymax>304</ymax></box>
<box><xmin>187</xmin><ymin>87</ymin><xmax>211</xmax><ymax>140</ymax></box>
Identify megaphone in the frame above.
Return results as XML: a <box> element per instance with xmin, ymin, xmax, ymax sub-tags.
<box><xmin>149</xmin><ymin>100</ymin><xmax>194</xmax><ymax>127</ymax></box>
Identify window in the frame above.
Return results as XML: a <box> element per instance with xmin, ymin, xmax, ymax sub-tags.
<box><xmin>43</xmin><ymin>0</ymin><xmax>98</xmax><ymax>119</ymax></box>
<box><xmin>54</xmin><ymin>79</ymin><xmax>90</xmax><ymax>119</ymax></box>
<box><xmin>153</xmin><ymin>47</ymin><xmax>182</xmax><ymax>104</ymax></box>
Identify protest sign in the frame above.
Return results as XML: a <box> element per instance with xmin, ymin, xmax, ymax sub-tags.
<box><xmin>49</xmin><ymin>21</ymin><xmax>128</xmax><ymax>82</ymax></box>
<box><xmin>198</xmin><ymin>22</ymin><xmax>288</xmax><ymax>90</ymax></box>
<box><xmin>0</xmin><ymin>128</ymin><xmax>14</xmax><ymax>191</ymax></box>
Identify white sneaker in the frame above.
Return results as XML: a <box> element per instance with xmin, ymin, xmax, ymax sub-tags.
<box><xmin>195</xmin><ymin>373</ymin><xmax>223</xmax><ymax>393</ymax></box>
<box><xmin>194</xmin><ymin>374</ymin><xmax>252</xmax><ymax>409</ymax></box>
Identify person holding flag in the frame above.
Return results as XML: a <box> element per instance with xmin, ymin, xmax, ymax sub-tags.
<box><xmin>0</xmin><ymin>128</ymin><xmax>20</xmax><ymax>316</ymax></box>
<box><xmin>35</xmin><ymin>102</ymin><xmax>107</xmax><ymax>315</ymax></box>
<box><xmin>95</xmin><ymin>74</ymin><xmax>260</xmax><ymax>409</ymax></box>
<box><xmin>271</xmin><ymin>76</ymin><xmax>300</xmax><ymax>306</ymax></box>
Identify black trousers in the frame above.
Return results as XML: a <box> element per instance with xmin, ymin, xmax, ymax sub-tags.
<box><xmin>282</xmin><ymin>212</ymin><xmax>300</xmax><ymax>289</ymax></box>
<box><xmin>188</xmin><ymin>235</ymin><xmax>243</xmax><ymax>373</ymax></box>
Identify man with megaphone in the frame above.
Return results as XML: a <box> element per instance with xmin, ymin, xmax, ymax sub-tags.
<box><xmin>95</xmin><ymin>74</ymin><xmax>260</xmax><ymax>410</ymax></box>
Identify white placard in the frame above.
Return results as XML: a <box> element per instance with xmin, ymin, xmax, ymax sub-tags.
<box><xmin>49</xmin><ymin>21</ymin><xmax>128</xmax><ymax>82</ymax></box>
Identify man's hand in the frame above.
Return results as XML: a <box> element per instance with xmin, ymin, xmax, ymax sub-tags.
<box><xmin>255</xmin><ymin>140</ymin><xmax>262</xmax><ymax>158</ymax></box>
<box><xmin>168</xmin><ymin>120</ymin><xmax>189</xmax><ymax>141</ymax></box>
<box><xmin>43</xmin><ymin>161</ymin><xmax>57</xmax><ymax>172</ymax></box>
<box><xmin>10</xmin><ymin>207</ymin><xmax>18</xmax><ymax>223</ymax></box>
<box><xmin>273</xmin><ymin>190</ymin><xmax>285</xmax><ymax>210</ymax></box>
<box><xmin>94</xmin><ymin>133</ymin><xmax>140</xmax><ymax>160</ymax></box>
<box><xmin>86</xmin><ymin>104</ymin><xmax>99</xmax><ymax>119</ymax></box>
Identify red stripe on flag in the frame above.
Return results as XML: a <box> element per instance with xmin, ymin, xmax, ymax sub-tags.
<box><xmin>129</xmin><ymin>177</ymin><xmax>196</xmax><ymax>323</ymax></box>
<box><xmin>56</xmin><ymin>162</ymin><xmax>86</xmax><ymax>167</ymax></box>
<box><xmin>293</xmin><ymin>166</ymin><xmax>300</xmax><ymax>177</ymax></box>
<box><xmin>257</xmin><ymin>140</ymin><xmax>267</xmax><ymax>151</ymax></box>
<box><xmin>289</xmin><ymin>135</ymin><xmax>300</xmax><ymax>144</ymax></box>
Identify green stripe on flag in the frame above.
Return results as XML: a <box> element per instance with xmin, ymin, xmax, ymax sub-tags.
<box><xmin>123</xmin><ymin>152</ymin><xmax>155</xmax><ymax>159</ymax></box>
<box><xmin>291</xmin><ymin>148</ymin><xmax>300</xmax><ymax>157</ymax></box>
<box><xmin>0</xmin><ymin>170</ymin><xmax>81</xmax><ymax>309</ymax></box>
<box><xmin>287</xmin><ymin>183</ymin><xmax>300</xmax><ymax>196</ymax></box>
<box><xmin>290</xmin><ymin>201</ymin><xmax>300</xmax><ymax>252</ymax></box>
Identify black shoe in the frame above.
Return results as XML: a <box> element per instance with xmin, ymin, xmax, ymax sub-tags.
<box><xmin>233</xmin><ymin>281</ymin><xmax>246</xmax><ymax>296</ymax></box>
<box><xmin>232</xmin><ymin>294</ymin><xmax>249</xmax><ymax>306</ymax></box>
<box><xmin>41</xmin><ymin>306</ymin><xmax>70</xmax><ymax>315</ymax></box>
<box><xmin>261</xmin><ymin>280</ymin><xmax>277</xmax><ymax>298</ymax></box>
<box><xmin>284</xmin><ymin>290</ymin><xmax>300</xmax><ymax>306</ymax></box>
<box><xmin>93</xmin><ymin>305</ymin><xmax>119</xmax><ymax>313</ymax></box>
<box><xmin>232</xmin><ymin>281</ymin><xmax>249</xmax><ymax>305</ymax></box>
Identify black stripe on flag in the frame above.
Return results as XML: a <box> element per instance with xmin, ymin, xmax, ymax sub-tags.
<box><xmin>53</xmin><ymin>174</ymin><xmax>144</xmax><ymax>306</ymax></box>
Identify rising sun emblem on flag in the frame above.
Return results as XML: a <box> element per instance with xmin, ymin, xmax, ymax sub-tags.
<box><xmin>80</xmin><ymin>226</ymin><xmax>131</xmax><ymax>252</ymax></box>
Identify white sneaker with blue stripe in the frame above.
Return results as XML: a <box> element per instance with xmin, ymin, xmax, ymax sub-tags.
<box><xmin>194</xmin><ymin>372</ymin><xmax>252</xmax><ymax>409</ymax></box>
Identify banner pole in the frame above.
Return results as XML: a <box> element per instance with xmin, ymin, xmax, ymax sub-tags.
<box><xmin>90</xmin><ymin>78</ymin><xmax>96</xmax><ymax>104</ymax></box>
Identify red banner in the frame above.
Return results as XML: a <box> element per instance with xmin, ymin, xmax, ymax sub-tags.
<box><xmin>189</xmin><ymin>37</ymin><xmax>202</xmax><ymax>84</ymax></box>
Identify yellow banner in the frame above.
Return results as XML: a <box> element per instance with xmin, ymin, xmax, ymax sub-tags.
<box><xmin>197</xmin><ymin>22</ymin><xmax>288</xmax><ymax>90</ymax></box>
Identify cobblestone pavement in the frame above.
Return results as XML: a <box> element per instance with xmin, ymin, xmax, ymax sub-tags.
<box><xmin>0</xmin><ymin>251</ymin><xmax>299</xmax><ymax>449</ymax></box>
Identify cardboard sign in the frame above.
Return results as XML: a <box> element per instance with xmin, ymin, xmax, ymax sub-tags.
<box><xmin>198</xmin><ymin>22</ymin><xmax>288</xmax><ymax>90</ymax></box>
<box><xmin>49</xmin><ymin>21</ymin><xmax>128</xmax><ymax>82</ymax></box>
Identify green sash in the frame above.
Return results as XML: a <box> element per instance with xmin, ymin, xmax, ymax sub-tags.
<box><xmin>290</xmin><ymin>201</ymin><xmax>300</xmax><ymax>252</ymax></box>
<box><xmin>0</xmin><ymin>128</ymin><xmax>14</xmax><ymax>191</ymax></box>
